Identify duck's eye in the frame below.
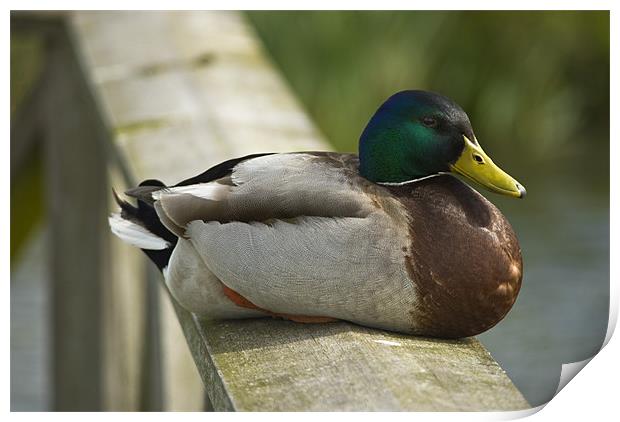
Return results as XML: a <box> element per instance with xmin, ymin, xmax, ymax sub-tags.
<box><xmin>421</xmin><ymin>116</ymin><xmax>438</xmax><ymax>128</ymax></box>
<box><xmin>473</xmin><ymin>153</ymin><xmax>485</xmax><ymax>164</ymax></box>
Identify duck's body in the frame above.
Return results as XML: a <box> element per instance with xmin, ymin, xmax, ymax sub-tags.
<box><xmin>110</xmin><ymin>90</ymin><xmax>525</xmax><ymax>338</ymax></box>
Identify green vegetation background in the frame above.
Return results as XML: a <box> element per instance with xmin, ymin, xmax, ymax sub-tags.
<box><xmin>247</xmin><ymin>11</ymin><xmax>609</xmax><ymax>183</ymax></box>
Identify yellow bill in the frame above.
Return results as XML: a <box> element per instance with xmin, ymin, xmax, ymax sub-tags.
<box><xmin>450</xmin><ymin>135</ymin><xmax>526</xmax><ymax>198</ymax></box>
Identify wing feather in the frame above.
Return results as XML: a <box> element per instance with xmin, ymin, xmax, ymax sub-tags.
<box><xmin>153</xmin><ymin>153</ymin><xmax>378</xmax><ymax>229</ymax></box>
<box><xmin>147</xmin><ymin>152</ymin><xmax>417</xmax><ymax>331</ymax></box>
<box><xmin>185</xmin><ymin>215</ymin><xmax>417</xmax><ymax>332</ymax></box>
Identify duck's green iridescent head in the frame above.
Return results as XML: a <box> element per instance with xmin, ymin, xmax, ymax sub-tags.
<box><xmin>359</xmin><ymin>90</ymin><xmax>526</xmax><ymax>198</ymax></box>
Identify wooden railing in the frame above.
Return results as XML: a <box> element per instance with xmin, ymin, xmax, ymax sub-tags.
<box><xmin>11</xmin><ymin>11</ymin><xmax>529</xmax><ymax>411</ymax></box>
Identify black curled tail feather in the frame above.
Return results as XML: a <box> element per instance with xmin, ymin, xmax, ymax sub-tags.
<box><xmin>113</xmin><ymin>179</ymin><xmax>177</xmax><ymax>271</ymax></box>
<box><xmin>112</xmin><ymin>154</ymin><xmax>274</xmax><ymax>271</ymax></box>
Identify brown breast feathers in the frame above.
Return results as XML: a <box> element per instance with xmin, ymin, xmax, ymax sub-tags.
<box><xmin>386</xmin><ymin>175</ymin><xmax>523</xmax><ymax>338</ymax></box>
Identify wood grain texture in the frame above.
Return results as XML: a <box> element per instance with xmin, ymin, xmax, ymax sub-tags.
<box><xmin>43</xmin><ymin>25</ymin><xmax>108</xmax><ymax>410</ymax></box>
<box><xmin>67</xmin><ymin>10</ymin><xmax>529</xmax><ymax>411</ymax></box>
<box><xmin>11</xmin><ymin>14</ymin><xmax>152</xmax><ymax>411</ymax></box>
<box><xmin>194</xmin><ymin>319</ymin><xmax>528</xmax><ymax>411</ymax></box>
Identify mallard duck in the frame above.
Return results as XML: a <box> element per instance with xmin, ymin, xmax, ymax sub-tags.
<box><xmin>110</xmin><ymin>90</ymin><xmax>525</xmax><ymax>338</ymax></box>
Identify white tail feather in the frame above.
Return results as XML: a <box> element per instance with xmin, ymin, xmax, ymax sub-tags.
<box><xmin>152</xmin><ymin>183</ymin><xmax>228</xmax><ymax>201</ymax></box>
<box><xmin>109</xmin><ymin>213</ymin><xmax>170</xmax><ymax>250</ymax></box>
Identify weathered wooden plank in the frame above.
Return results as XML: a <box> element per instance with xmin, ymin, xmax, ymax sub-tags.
<box><xmin>70</xmin><ymin>11</ymin><xmax>212</xmax><ymax>411</ymax></box>
<box><xmin>158</xmin><ymin>276</ymin><xmax>207</xmax><ymax>410</ymax></box>
<box><xmin>42</xmin><ymin>24</ymin><xmax>108</xmax><ymax>410</ymax></box>
<box><xmin>12</xmin><ymin>16</ymin><xmax>161</xmax><ymax>410</ymax></box>
<box><xmin>11</xmin><ymin>14</ymin><xmax>148</xmax><ymax>411</ymax></box>
<box><xmin>71</xmin><ymin>11</ymin><xmax>325</xmax><ymax>183</ymax></box>
<box><xmin>195</xmin><ymin>319</ymin><xmax>526</xmax><ymax>411</ymax></box>
<box><xmin>68</xmin><ymin>10</ymin><xmax>529</xmax><ymax>411</ymax></box>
